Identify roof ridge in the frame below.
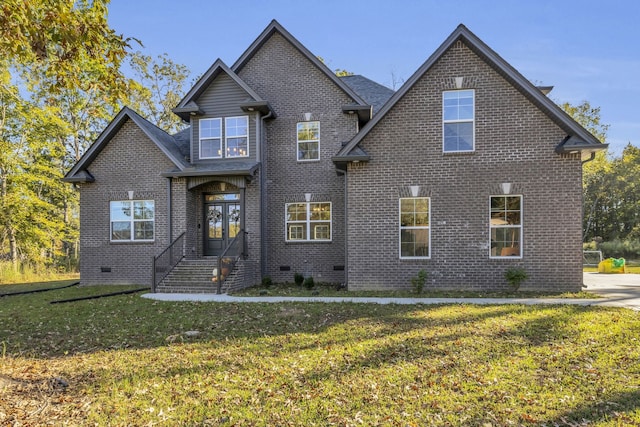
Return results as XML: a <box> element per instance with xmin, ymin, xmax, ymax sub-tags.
<box><xmin>231</xmin><ymin>19</ymin><xmax>368</xmax><ymax>107</ymax></box>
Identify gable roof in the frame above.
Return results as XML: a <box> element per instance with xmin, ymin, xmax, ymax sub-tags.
<box><xmin>63</xmin><ymin>107</ymin><xmax>189</xmax><ymax>183</ymax></box>
<box><xmin>335</xmin><ymin>24</ymin><xmax>607</xmax><ymax>163</ymax></box>
<box><xmin>339</xmin><ymin>75</ymin><xmax>395</xmax><ymax>115</ymax></box>
<box><xmin>231</xmin><ymin>20</ymin><xmax>370</xmax><ymax>110</ymax></box>
<box><xmin>173</xmin><ymin>59</ymin><xmax>274</xmax><ymax>121</ymax></box>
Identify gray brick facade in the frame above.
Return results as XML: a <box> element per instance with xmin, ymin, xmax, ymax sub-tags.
<box><xmin>77</xmin><ymin>119</ymin><xmax>175</xmax><ymax>285</ymax></box>
<box><xmin>65</xmin><ymin>21</ymin><xmax>604</xmax><ymax>292</ymax></box>
<box><xmin>236</xmin><ymin>32</ymin><xmax>358</xmax><ymax>283</ymax></box>
<box><xmin>346</xmin><ymin>41</ymin><xmax>585</xmax><ymax>292</ymax></box>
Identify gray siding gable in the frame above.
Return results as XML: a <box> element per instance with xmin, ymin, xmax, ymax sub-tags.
<box><xmin>189</xmin><ymin>72</ymin><xmax>260</xmax><ymax>163</ymax></box>
<box><xmin>173</xmin><ymin>59</ymin><xmax>272</xmax><ymax>121</ymax></box>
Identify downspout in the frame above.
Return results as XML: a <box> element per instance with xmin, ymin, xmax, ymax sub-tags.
<box><xmin>581</xmin><ymin>152</ymin><xmax>596</xmax><ymax>165</ymax></box>
<box><xmin>259</xmin><ymin>111</ymin><xmax>273</xmax><ymax>279</ymax></box>
<box><xmin>167</xmin><ymin>177</ymin><xmax>173</xmax><ymax>243</ymax></box>
<box><xmin>339</xmin><ymin>167</ymin><xmax>349</xmax><ymax>289</ymax></box>
<box><xmin>580</xmin><ymin>151</ymin><xmax>596</xmax><ymax>241</ymax></box>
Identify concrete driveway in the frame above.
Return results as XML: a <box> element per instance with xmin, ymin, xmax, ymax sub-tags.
<box><xmin>583</xmin><ymin>272</ymin><xmax>640</xmax><ymax>311</ymax></box>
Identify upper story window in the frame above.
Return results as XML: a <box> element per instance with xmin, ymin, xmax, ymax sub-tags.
<box><xmin>443</xmin><ymin>90</ymin><xmax>474</xmax><ymax>152</ymax></box>
<box><xmin>399</xmin><ymin>197</ymin><xmax>430</xmax><ymax>259</ymax></box>
<box><xmin>225</xmin><ymin>116</ymin><xmax>248</xmax><ymax>158</ymax></box>
<box><xmin>110</xmin><ymin>200</ymin><xmax>155</xmax><ymax>242</ymax></box>
<box><xmin>490</xmin><ymin>195</ymin><xmax>522</xmax><ymax>258</ymax></box>
<box><xmin>199</xmin><ymin>116</ymin><xmax>249</xmax><ymax>159</ymax></box>
<box><xmin>285</xmin><ymin>201</ymin><xmax>331</xmax><ymax>241</ymax></box>
<box><xmin>200</xmin><ymin>118</ymin><xmax>222</xmax><ymax>159</ymax></box>
<box><xmin>297</xmin><ymin>121</ymin><xmax>320</xmax><ymax>161</ymax></box>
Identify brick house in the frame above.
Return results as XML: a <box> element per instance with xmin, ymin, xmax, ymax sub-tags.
<box><xmin>63</xmin><ymin>20</ymin><xmax>606</xmax><ymax>292</ymax></box>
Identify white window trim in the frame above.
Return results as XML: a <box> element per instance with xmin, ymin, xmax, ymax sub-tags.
<box><xmin>110</xmin><ymin>200</ymin><xmax>155</xmax><ymax>242</ymax></box>
<box><xmin>225</xmin><ymin>116</ymin><xmax>249</xmax><ymax>158</ymax></box>
<box><xmin>489</xmin><ymin>195</ymin><xmax>523</xmax><ymax>259</ymax></box>
<box><xmin>399</xmin><ymin>197</ymin><xmax>431</xmax><ymax>260</ymax></box>
<box><xmin>285</xmin><ymin>201</ymin><xmax>332</xmax><ymax>242</ymax></box>
<box><xmin>296</xmin><ymin>121</ymin><xmax>320</xmax><ymax>162</ymax></box>
<box><xmin>199</xmin><ymin>118</ymin><xmax>222</xmax><ymax>159</ymax></box>
<box><xmin>442</xmin><ymin>89</ymin><xmax>475</xmax><ymax>153</ymax></box>
<box><xmin>288</xmin><ymin>224</ymin><xmax>304</xmax><ymax>241</ymax></box>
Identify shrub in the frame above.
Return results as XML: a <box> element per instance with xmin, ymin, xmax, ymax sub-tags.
<box><xmin>599</xmin><ymin>239</ymin><xmax>640</xmax><ymax>261</ymax></box>
<box><xmin>293</xmin><ymin>273</ymin><xmax>304</xmax><ymax>286</ymax></box>
<box><xmin>261</xmin><ymin>276</ymin><xmax>273</xmax><ymax>288</ymax></box>
<box><xmin>410</xmin><ymin>269</ymin><xmax>427</xmax><ymax>294</ymax></box>
<box><xmin>303</xmin><ymin>276</ymin><xmax>314</xmax><ymax>290</ymax></box>
<box><xmin>504</xmin><ymin>267</ymin><xmax>528</xmax><ymax>291</ymax></box>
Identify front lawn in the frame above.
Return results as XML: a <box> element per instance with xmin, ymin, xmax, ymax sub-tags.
<box><xmin>1</xmin><ymin>281</ymin><xmax>639</xmax><ymax>426</ymax></box>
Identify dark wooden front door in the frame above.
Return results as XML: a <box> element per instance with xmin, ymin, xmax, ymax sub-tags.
<box><xmin>203</xmin><ymin>194</ymin><xmax>241</xmax><ymax>256</ymax></box>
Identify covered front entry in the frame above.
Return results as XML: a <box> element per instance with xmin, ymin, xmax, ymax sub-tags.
<box><xmin>204</xmin><ymin>193</ymin><xmax>241</xmax><ymax>256</ymax></box>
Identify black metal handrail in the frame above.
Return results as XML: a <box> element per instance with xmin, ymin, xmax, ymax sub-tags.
<box><xmin>215</xmin><ymin>229</ymin><xmax>246</xmax><ymax>294</ymax></box>
<box><xmin>152</xmin><ymin>232</ymin><xmax>186</xmax><ymax>292</ymax></box>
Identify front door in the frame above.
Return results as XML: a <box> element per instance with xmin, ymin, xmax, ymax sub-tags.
<box><xmin>204</xmin><ymin>193</ymin><xmax>241</xmax><ymax>256</ymax></box>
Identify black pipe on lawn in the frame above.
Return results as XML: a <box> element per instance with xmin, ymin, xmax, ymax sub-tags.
<box><xmin>49</xmin><ymin>287</ymin><xmax>149</xmax><ymax>304</ymax></box>
<box><xmin>0</xmin><ymin>281</ymin><xmax>80</xmax><ymax>297</ymax></box>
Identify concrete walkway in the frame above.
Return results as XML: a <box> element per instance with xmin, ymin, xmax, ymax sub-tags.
<box><xmin>143</xmin><ymin>273</ymin><xmax>640</xmax><ymax>311</ymax></box>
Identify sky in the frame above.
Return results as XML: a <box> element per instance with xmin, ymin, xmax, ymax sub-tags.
<box><xmin>107</xmin><ymin>0</ymin><xmax>640</xmax><ymax>155</ymax></box>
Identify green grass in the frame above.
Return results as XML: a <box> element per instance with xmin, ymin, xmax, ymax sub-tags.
<box><xmin>1</xmin><ymin>281</ymin><xmax>639</xmax><ymax>426</ymax></box>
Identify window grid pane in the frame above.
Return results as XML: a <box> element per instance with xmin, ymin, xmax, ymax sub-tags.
<box><xmin>226</xmin><ymin>117</ymin><xmax>248</xmax><ymax>158</ymax></box>
<box><xmin>286</xmin><ymin>201</ymin><xmax>331</xmax><ymax>241</ymax></box>
<box><xmin>399</xmin><ymin>197</ymin><xmax>430</xmax><ymax>258</ymax></box>
<box><xmin>297</xmin><ymin>121</ymin><xmax>320</xmax><ymax>161</ymax></box>
<box><xmin>490</xmin><ymin>196</ymin><xmax>522</xmax><ymax>257</ymax></box>
<box><xmin>443</xmin><ymin>90</ymin><xmax>474</xmax><ymax>152</ymax></box>
<box><xmin>110</xmin><ymin>200</ymin><xmax>154</xmax><ymax>241</ymax></box>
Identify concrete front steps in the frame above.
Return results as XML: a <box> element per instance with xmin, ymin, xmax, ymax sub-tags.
<box><xmin>155</xmin><ymin>258</ymin><xmax>220</xmax><ymax>293</ymax></box>
<box><xmin>155</xmin><ymin>258</ymin><xmax>257</xmax><ymax>294</ymax></box>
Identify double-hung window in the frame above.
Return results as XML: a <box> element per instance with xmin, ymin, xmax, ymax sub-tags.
<box><xmin>399</xmin><ymin>197</ymin><xmax>430</xmax><ymax>258</ymax></box>
<box><xmin>110</xmin><ymin>200</ymin><xmax>155</xmax><ymax>242</ymax></box>
<box><xmin>200</xmin><ymin>118</ymin><xmax>222</xmax><ymax>159</ymax></box>
<box><xmin>286</xmin><ymin>202</ymin><xmax>331</xmax><ymax>241</ymax></box>
<box><xmin>199</xmin><ymin>116</ymin><xmax>249</xmax><ymax>159</ymax></box>
<box><xmin>297</xmin><ymin>121</ymin><xmax>320</xmax><ymax>161</ymax></box>
<box><xmin>443</xmin><ymin>90</ymin><xmax>474</xmax><ymax>152</ymax></box>
<box><xmin>225</xmin><ymin>116</ymin><xmax>248</xmax><ymax>158</ymax></box>
<box><xmin>490</xmin><ymin>195</ymin><xmax>522</xmax><ymax>257</ymax></box>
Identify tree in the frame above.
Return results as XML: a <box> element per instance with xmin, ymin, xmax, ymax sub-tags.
<box><xmin>316</xmin><ymin>56</ymin><xmax>354</xmax><ymax>77</ymax></box>
<box><xmin>560</xmin><ymin>101</ymin><xmax>612</xmax><ymax>241</ymax></box>
<box><xmin>0</xmin><ymin>0</ymin><xmax>134</xmax><ymax>95</ymax></box>
<box><xmin>0</xmin><ymin>0</ymin><xmax>134</xmax><ymax>272</ymax></box>
<box><xmin>0</xmin><ymin>69</ymin><xmax>69</xmax><ymax>270</ymax></box>
<box><xmin>127</xmin><ymin>52</ymin><xmax>189</xmax><ymax>134</ymax></box>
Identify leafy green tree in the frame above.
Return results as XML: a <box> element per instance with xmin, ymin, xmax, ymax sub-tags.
<box><xmin>127</xmin><ymin>52</ymin><xmax>189</xmax><ymax>133</ymax></box>
<box><xmin>0</xmin><ymin>0</ymin><xmax>133</xmax><ymax>95</ymax></box>
<box><xmin>0</xmin><ymin>0</ymin><xmax>134</xmax><ymax>272</ymax></box>
<box><xmin>0</xmin><ymin>70</ymin><xmax>69</xmax><ymax>269</ymax></box>
<box><xmin>560</xmin><ymin>101</ymin><xmax>612</xmax><ymax>241</ymax></box>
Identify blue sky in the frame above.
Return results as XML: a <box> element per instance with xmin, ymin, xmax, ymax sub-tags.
<box><xmin>108</xmin><ymin>0</ymin><xmax>639</xmax><ymax>154</ymax></box>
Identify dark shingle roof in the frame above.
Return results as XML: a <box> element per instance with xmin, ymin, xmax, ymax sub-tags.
<box><xmin>172</xmin><ymin>127</ymin><xmax>191</xmax><ymax>159</ymax></box>
<box><xmin>339</xmin><ymin>75</ymin><xmax>394</xmax><ymax>114</ymax></box>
